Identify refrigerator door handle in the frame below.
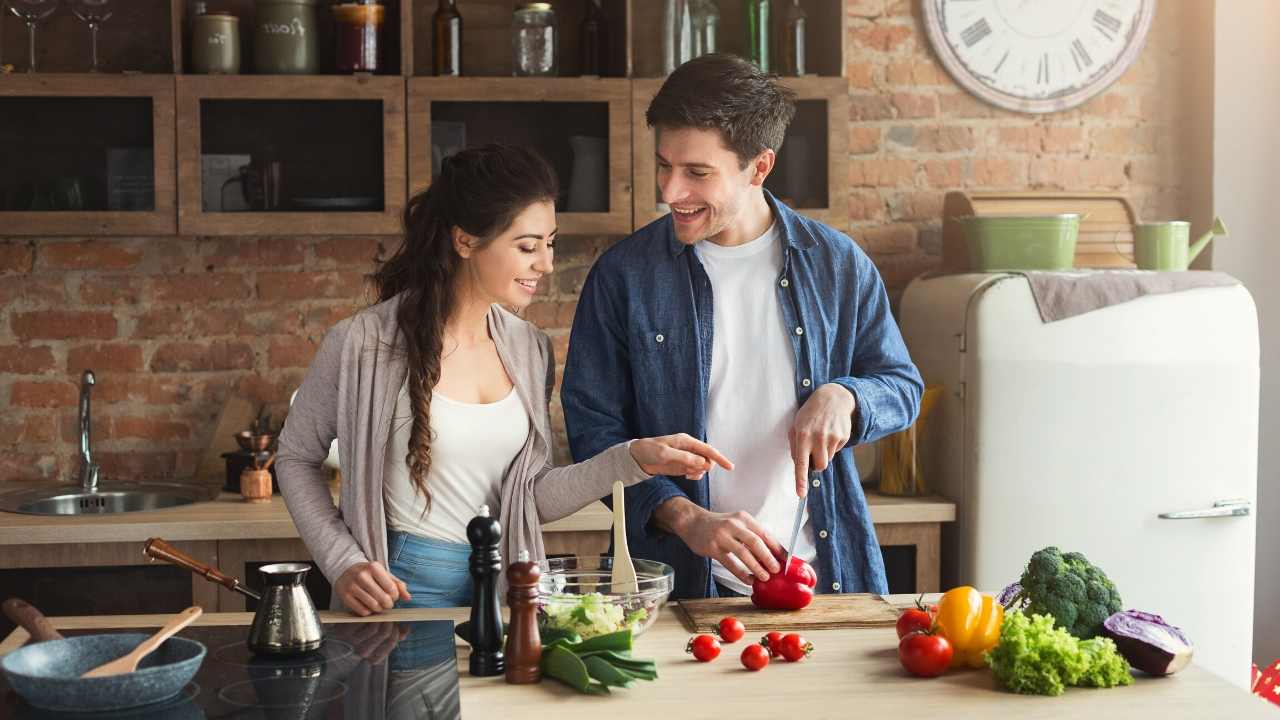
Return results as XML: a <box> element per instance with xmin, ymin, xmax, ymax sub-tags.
<box><xmin>1158</xmin><ymin>498</ymin><xmax>1252</xmax><ymax>520</ymax></box>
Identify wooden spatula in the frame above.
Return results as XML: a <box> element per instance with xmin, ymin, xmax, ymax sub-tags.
<box><xmin>610</xmin><ymin>480</ymin><xmax>639</xmax><ymax>594</ymax></box>
<box><xmin>81</xmin><ymin>606</ymin><xmax>203</xmax><ymax>678</ymax></box>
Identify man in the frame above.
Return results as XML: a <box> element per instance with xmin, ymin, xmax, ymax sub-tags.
<box><xmin>562</xmin><ymin>54</ymin><xmax>923</xmax><ymax>600</ymax></box>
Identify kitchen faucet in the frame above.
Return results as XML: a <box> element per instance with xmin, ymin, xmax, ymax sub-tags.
<box><xmin>78</xmin><ymin>369</ymin><xmax>99</xmax><ymax>492</ymax></box>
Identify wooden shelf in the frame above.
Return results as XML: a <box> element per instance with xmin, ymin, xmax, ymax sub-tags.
<box><xmin>0</xmin><ymin>74</ymin><xmax>176</xmax><ymax>236</ymax></box>
<box><xmin>633</xmin><ymin>75</ymin><xmax>848</xmax><ymax>232</ymax></box>
<box><xmin>408</xmin><ymin>76</ymin><xmax>632</xmax><ymax>235</ymax></box>
<box><xmin>175</xmin><ymin>74</ymin><xmax>406</xmax><ymax>236</ymax></box>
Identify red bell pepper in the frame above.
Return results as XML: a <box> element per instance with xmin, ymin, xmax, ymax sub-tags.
<box><xmin>750</xmin><ymin>554</ymin><xmax>817</xmax><ymax>610</ymax></box>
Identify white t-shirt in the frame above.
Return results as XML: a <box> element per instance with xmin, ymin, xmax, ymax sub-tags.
<box><xmin>383</xmin><ymin>380</ymin><xmax>529</xmax><ymax>544</ymax></box>
<box><xmin>695</xmin><ymin>223</ymin><xmax>816</xmax><ymax>595</ymax></box>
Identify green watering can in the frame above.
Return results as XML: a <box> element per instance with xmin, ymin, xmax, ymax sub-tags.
<box><xmin>1132</xmin><ymin>216</ymin><xmax>1228</xmax><ymax>271</ymax></box>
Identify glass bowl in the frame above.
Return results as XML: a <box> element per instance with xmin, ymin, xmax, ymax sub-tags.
<box><xmin>536</xmin><ymin>556</ymin><xmax>674</xmax><ymax>638</ymax></box>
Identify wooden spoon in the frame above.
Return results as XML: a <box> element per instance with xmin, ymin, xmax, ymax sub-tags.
<box><xmin>610</xmin><ymin>480</ymin><xmax>639</xmax><ymax>594</ymax></box>
<box><xmin>81</xmin><ymin>606</ymin><xmax>203</xmax><ymax>678</ymax></box>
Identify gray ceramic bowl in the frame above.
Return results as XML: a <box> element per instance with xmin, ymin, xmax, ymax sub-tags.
<box><xmin>1</xmin><ymin>634</ymin><xmax>206</xmax><ymax>712</ymax></box>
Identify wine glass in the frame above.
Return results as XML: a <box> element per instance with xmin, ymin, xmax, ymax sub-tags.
<box><xmin>64</xmin><ymin>0</ymin><xmax>112</xmax><ymax>72</ymax></box>
<box><xmin>5</xmin><ymin>0</ymin><xmax>58</xmax><ymax>73</ymax></box>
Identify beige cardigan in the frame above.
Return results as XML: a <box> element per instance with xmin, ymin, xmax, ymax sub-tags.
<box><xmin>276</xmin><ymin>294</ymin><xmax>647</xmax><ymax>610</ymax></box>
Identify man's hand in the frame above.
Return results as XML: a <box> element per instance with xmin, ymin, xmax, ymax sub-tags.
<box><xmin>335</xmin><ymin>561</ymin><xmax>411</xmax><ymax>616</ymax></box>
<box><xmin>654</xmin><ymin>497</ymin><xmax>784</xmax><ymax>585</ymax></box>
<box><xmin>630</xmin><ymin>433</ymin><xmax>734</xmax><ymax>480</ymax></box>
<box><xmin>789</xmin><ymin>383</ymin><xmax>857</xmax><ymax>497</ymax></box>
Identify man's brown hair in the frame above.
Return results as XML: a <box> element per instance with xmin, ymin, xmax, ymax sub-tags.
<box><xmin>646</xmin><ymin>54</ymin><xmax>797</xmax><ymax>169</ymax></box>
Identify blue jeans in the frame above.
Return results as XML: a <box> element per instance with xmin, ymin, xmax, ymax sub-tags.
<box><xmin>387</xmin><ymin>530</ymin><xmax>473</xmax><ymax>609</ymax></box>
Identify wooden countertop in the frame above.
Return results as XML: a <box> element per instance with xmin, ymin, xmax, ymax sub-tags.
<box><xmin>0</xmin><ymin>595</ymin><xmax>1265</xmax><ymax>719</ymax></box>
<box><xmin>0</xmin><ymin>488</ymin><xmax>954</xmax><ymax>546</ymax></box>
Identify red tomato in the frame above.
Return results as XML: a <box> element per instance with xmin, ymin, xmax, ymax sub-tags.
<box><xmin>761</xmin><ymin>631</ymin><xmax>785</xmax><ymax>657</ymax></box>
<box><xmin>686</xmin><ymin>634</ymin><xmax>721</xmax><ymax>662</ymax></box>
<box><xmin>896</xmin><ymin>608</ymin><xmax>933</xmax><ymax>639</ymax></box>
<box><xmin>898</xmin><ymin>631</ymin><xmax>952</xmax><ymax>678</ymax></box>
<box><xmin>717</xmin><ymin>616</ymin><xmax>745</xmax><ymax>643</ymax></box>
<box><xmin>779</xmin><ymin>633</ymin><xmax>813</xmax><ymax>662</ymax></box>
<box><xmin>896</xmin><ymin>595</ymin><xmax>937</xmax><ymax>639</ymax></box>
<box><xmin>740</xmin><ymin>643</ymin><xmax>770</xmax><ymax>671</ymax></box>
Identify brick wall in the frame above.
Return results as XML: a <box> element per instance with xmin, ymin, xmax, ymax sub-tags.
<box><xmin>0</xmin><ymin>2</ymin><xmax>1204</xmax><ymax>479</ymax></box>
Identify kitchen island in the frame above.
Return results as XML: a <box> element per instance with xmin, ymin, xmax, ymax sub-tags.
<box><xmin>0</xmin><ymin>490</ymin><xmax>955</xmax><ymax>610</ymax></box>
<box><xmin>0</xmin><ymin>597</ymin><xmax>1269</xmax><ymax>719</ymax></box>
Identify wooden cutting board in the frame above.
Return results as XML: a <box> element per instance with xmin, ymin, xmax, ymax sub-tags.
<box><xmin>674</xmin><ymin>594</ymin><xmax>900</xmax><ymax>633</ymax></box>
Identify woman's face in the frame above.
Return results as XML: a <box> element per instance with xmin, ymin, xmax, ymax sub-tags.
<box><xmin>457</xmin><ymin>200</ymin><xmax>556</xmax><ymax>311</ymax></box>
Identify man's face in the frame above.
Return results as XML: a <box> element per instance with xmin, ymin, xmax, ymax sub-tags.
<box><xmin>655</xmin><ymin>127</ymin><xmax>766</xmax><ymax>245</ymax></box>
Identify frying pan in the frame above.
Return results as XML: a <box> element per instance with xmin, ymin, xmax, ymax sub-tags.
<box><xmin>1</xmin><ymin>599</ymin><xmax>205</xmax><ymax>713</ymax></box>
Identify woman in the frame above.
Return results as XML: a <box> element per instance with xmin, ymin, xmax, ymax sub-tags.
<box><xmin>276</xmin><ymin>145</ymin><xmax>730</xmax><ymax>615</ymax></box>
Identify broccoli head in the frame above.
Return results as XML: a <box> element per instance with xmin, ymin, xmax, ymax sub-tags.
<box><xmin>1015</xmin><ymin>547</ymin><xmax>1122</xmax><ymax>639</ymax></box>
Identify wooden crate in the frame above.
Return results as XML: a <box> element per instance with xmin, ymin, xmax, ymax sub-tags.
<box><xmin>941</xmin><ymin>191</ymin><xmax>1139</xmax><ymax>272</ymax></box>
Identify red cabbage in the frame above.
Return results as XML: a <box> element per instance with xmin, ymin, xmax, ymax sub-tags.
<box><xmin>1101</xmin><ymin>610</ymin><xmax>1194</xmax><ymax>676</ymax></box>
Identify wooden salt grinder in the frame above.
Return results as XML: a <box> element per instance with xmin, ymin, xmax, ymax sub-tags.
<box><xmin>504</xmin><ymin>549</ymin><xmax>542</xmax><ymax>684</ymax></box>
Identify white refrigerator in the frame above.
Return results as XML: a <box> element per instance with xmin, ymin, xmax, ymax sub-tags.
<box><xmin>899</xmin><ymin>273</ymin><xmax>1259</xmax><ymax>688</ymax></box>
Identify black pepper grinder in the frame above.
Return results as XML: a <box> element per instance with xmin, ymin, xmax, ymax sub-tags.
<box><xmin>466</xmin><ymin>503</ymin><xmax>505</xmax><ymax>677</ymax></box>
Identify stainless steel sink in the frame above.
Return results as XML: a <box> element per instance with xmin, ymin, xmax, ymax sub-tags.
<box><xmin>0</xmin><ymin>482</ymin><xmax>220</xmax><ymax>516</ymax></box>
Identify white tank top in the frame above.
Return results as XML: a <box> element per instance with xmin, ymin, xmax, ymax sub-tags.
<box><xmin>383</xmin><ymin>380</ymin><xmax>529</xmax><ymax>544</ymax></box>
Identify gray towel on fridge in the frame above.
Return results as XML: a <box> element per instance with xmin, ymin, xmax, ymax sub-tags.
<box><xmin>1019</xmin><ymin>270</ymin><xmax>1240</xmax><ymax>322</ymax></box>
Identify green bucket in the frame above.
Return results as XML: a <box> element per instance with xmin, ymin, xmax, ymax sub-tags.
<box><xmin>961</xmin><ymin>214</ymin><xmax>1080</xmax><ymax>272</ymax></box>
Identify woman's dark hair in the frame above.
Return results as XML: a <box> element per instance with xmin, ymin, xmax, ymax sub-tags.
<box><xmin>645</xmin><ymin>53</ymin><xmax>797</xmax><ymax>168</ymax></box>
<box><xmin>370</xmin><ymin>144</ymin><xmax>558</xmax><ymax>512</ymax></box>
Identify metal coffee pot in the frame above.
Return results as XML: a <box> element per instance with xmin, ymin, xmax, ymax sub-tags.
<box><xmin>144</xmin><ymin>537</ymin><xmax>324</xmax><ymax>656</ymax></box>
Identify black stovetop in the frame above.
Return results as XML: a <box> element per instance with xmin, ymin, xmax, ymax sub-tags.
<box><xmin>0</xmin><ymin>620</ymin><xmax>460</xmax><ymax>720</ymax></box>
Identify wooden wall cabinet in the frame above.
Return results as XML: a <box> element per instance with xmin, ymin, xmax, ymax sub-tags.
<box><xmin>176</xmin><ymin>75</ymin><xmax>407</xmax><ymax>236</ymax></box>
<box><xmin>3</xmin><ymin>0</ymin><xmax>850</xmax><ymax>238</ymax></box>
<box><xmin>0</xmin><ymin>75</ymin><xmax>176</xmax><ymax>236</ymax></box>
<box><xmin>408</xmin><ymin>77</ymin><xmax>632</xmax><ymax>235</ymax></box>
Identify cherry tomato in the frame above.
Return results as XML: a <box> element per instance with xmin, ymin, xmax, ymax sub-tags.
<box><xmin>717</xmin><ymin>616</ymin><xmax>745</xmax><ymax>643</ymax></box>
<box><xmin>779</xmin><ymin>633</ymin><xmax>813</xmax><ymax>662</ymax></box>
<box><xmin>740</xmin><ymin>643</ymin><xmax>770</xmax><ymax>671</ymax></box>
<box><xmin>896</xmin><ymin>594</ymin><xmax>936</xmax><ymax>639</ymax></box>
<box><xmin>898</xmin><ymin>630</ymin><xmax>953</xmax><ymax>678</ymax></box>
<box><xmin>686</xmin><ymin>634</ymin><xmax>721</xmax><ymax>662</ymax></box>
<box><xmin>761</xmin><ymin>630</ymin><xmax>785</xmax><ymax>657</ymax></box>
<box><xmin>896</xmin><ymin>608</ymin><xmax>933</xmax><ymax>639</ymax></box>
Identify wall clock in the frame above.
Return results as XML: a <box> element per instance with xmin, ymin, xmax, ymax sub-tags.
<box><xmin>923</xmin><ymin>0</ymin><xmax>1156</xmax><ymax>114</ymax></box>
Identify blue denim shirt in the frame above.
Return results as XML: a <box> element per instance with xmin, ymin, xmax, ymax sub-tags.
<box><xmin>561</xmin><ymin>192</ymin><xmax>924</xmax><ymax>600</ymax></box>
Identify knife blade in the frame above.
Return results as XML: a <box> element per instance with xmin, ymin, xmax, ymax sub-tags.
<box><xmin>782</xmin><ymin>482</ymin><xmax>810</xmax><ymax>573</ymax></box>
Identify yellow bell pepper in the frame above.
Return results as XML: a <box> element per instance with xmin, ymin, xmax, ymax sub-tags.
<box><xmin>934</xmin><ymin>586</ymin><xmax>1003</xmax><ymax>669</ymax></box>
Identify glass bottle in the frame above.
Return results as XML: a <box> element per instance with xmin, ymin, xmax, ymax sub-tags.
<box><xmin>743</xmin><ymin>0</ymin><xmax>769</xmax><ymax>72</ymax></box>
<box><xmin>512</xmin><ymin>2</ymin><xmax>556</xmax><ymax>76</ymax></box>
<box><xmin>433</xmin><ymin>0</ymin><xmax>462</xmax><ymax>76</ymax></box>
<box><xmin>780</xmin><ymin>0</ymin><xmax>806</xmax><ymax>76</ymax></box>
<box><xmin>662</xmin><ymin>0</ymin><xmax>692</xmax><ymax>75</ymax></box>
<box><xmin>690</xmin><ymin>0</ymin><xmax>718</xmax><ymax>58</ymax></box>
<box><xmin>579</xmin><ymin>0</ymin><xmax>608</xmax><ymax>76</ymax></box>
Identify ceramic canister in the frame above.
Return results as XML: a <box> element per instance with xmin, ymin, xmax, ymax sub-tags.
<box><xmin>254</xmin><ymin>0</ymin><xmax>319</xmax><ymax>74</ymax></box>
<box><xmin>192</xmin><ymin>12</ymin><xmax>241</xmax><ymax>74</ymax></box>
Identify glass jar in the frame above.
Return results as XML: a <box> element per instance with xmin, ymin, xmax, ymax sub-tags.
<box><xmin>512</xmin><ymin>2</ymin><xmax>557</xmax><ymax>76</ymax></box>
<box><xmin>333</xmin><ymin>2</ymin><xmax>384</xmax><ymax>73</ymax></box>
